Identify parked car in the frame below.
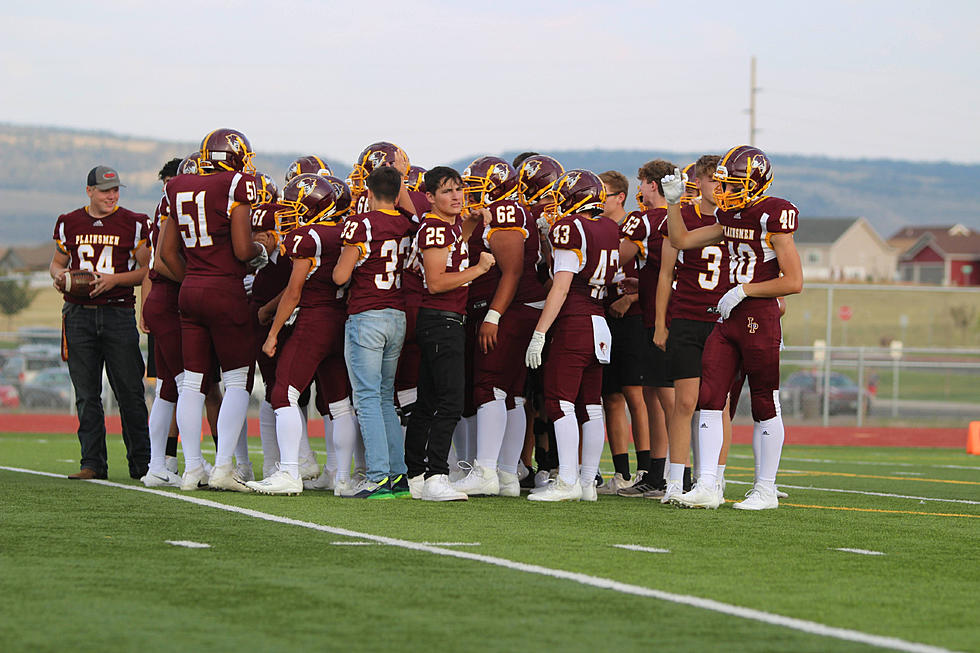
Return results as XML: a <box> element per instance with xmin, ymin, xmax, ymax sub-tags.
<box><xmin>0</xmin><ymin>349</ymin><xmax>65</xmax><ymax>391</ymax></box>
<box><xmin>19</xmin><ymin>367</ymin><xmax>73</xmax><ymax>409</ymax></box>
<box><xmin>0</xmin><ymin>383</ymin><xmax>19</xmax><ymax>408</ymax></box>
<box><xmin>782</xmin><ymin>370</ymin><xmax>872</xmax><ymax>415</ymax></box>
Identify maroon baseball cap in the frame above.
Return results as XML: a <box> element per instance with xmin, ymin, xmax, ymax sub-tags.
<box><xmin>86</xmin><ymin>166</ymin><xmax>126</xmax><ymax>190</ymax></box>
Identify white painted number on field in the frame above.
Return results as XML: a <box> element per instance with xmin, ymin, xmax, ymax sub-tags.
<box><xmin>166</xmin><ymin>540</ymin><xmax>211</xmax><ymax>549</ymax></box>
<box><xmin>833</xmin><ymin>548</ymin><xmax>885</xmax><ymax>556</ymax></box>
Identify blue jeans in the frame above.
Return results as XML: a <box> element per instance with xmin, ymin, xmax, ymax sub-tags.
<box><xmin>344</xmin><ymin>308</ymin><xmax>407</xmax><ymax>482</ymax></box>
<box><xmin>63</xmin><ymin>302</ymin><xmax>149</xmax><ymax>477</ymax></box>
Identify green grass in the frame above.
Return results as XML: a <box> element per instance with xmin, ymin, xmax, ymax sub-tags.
<box><xmin>1</xmin><ymin>433</ymin><xmax>978</xmax><ymax>652</ymax></box>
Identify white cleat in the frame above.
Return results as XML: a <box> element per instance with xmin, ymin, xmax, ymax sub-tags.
<box><xmin>209</xmin><ymin>463</ymin><xmax>254</xmax><ymax>493</ymax></box>
<box><xmin>716</xmin><ymin>480</ymin><xmax>726</xmax><ymax>505</ymax></box>
<box><xmin>407</xmin><ymin>474</ymin><xmax>425</xmax><ymax>499</ymax></box>
<box><xmin>234</xmin><ymin>462</ymin><xmax>255</xmax><ymax>483</ymax></box>
<box><xmin>533</xmin><ymin>469</ymin><xmax>552</xmax><ymax>488</ymax></box>
<box><xmin>179</xmin><ymin>465</ymin><xmax>210</xmax><ymax>491</ymax></box>
<box><xmin>142</xmin><ymin>468</ymin><xmax>182</xmax><ymax>488</ymax></box>
<box><xmin>660</xmin><ymin>480</ymin><xmax>682</xmax><ymax>504</ymax></box>
<box><xmin>672</xmin><ymin>481</ymin><xmax>721</xmax><ymax>509</ymax></box>
<box><xmin>733</xmin><ymin>485</ymin><xmax>779</xmax><ymax>510</ymax></box>
<box><xmin>527</xmin><ymin>476</ymin><xmax>582</xmax><ymax>502</ymax></box>
<box><xmin>304</xmin><ymin>465</ymin><xmax>335</xmax><ymax>491</ymax></box>
<box><xmin>165</xmin><ymin>456</ymin><xmax>179</xmax><ymax>475</ymax></box>
<box><xmin>516</xmin><ymin>461</ymin><xmax>531</xmax><ymax>482</ymax></box>
<box><xmin>421</xmin><ymin>474</ymin><xmax>468</xmax><ymax>502</ymax></box>
<box><xmin>447</xmin><ymin>462</ymin><xmax>469</xmax><ymax>484</ymax></box>
<box><xmin>333</xmin><ymin>478</ymin><xmax>358</xmax><ymax>498</ymax></box>
<box><xmin>246</xmin><ymin>470</ymin><xmax>303</xmax><ymax>496</ymax></box>
<box><xmin>299</xmin><ymin>453</ymin><xmax>320</xmax><ymax>480</ymax></box>
<box><xmin>597</xmin><ymin>472</ymin><xmax>632</xmax><ymax>495</ymax></box>
<box><xmin>580</xmin><ymin>478</ymin><xmax>598</xmax><ymax>502</ymax></box>
<box><xmin>497</xmin><ymin>470</ymin><xmax>520</xmax><ymax>497</ymax></box>
<box><xmin>452</xmin><ymin>461</ymin><xmax>499</xmax><ymax>496</ymax></box>
<box><xmin>775</xmin><ymin>487</ymin><xmax>788</xmax><ymax>499</ymax></box>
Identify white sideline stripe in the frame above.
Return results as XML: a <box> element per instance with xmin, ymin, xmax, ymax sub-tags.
<box><xmin>731</xmin><ymin>454</ymin><xmax>980</xmax><ymax>471</ymax></box>
<box><xmin>834</xmin><ymin>548</ymin><xmax>885</xmax><ymax>556</ymax></box>
<box><xmin>166</xmin><ymin>540</ymin><xmax>211</xmax><ymax>549</ymax></box>
<box><xmin>725</xmin><ymin>479</ymin><xmax>980</xmax><ymax>505</ymax></box>
<box><xmin>331</xmin><ymin>541</ymin><xmax>481</xmax><ymax>547</ymax></box>
<box><xmin>613</xmin><ymin>544</ymin><xmax>670</xmax><ymax>554</ymax></box>
<box><xmin>0</xmin><ymin>465</ymin><xmax>958</xmax><ymax>653</ymax></box>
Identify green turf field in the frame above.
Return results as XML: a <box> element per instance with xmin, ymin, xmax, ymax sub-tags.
<box><xmin>1</xmin><ymin>433</ymin><xmax>977</xmax><ymax>652</ymax></box>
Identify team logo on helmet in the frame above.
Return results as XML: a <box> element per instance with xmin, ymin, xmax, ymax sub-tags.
<box><xmin>564</xmin><ymin>171</ymin><xmax>581</xmax><ymax>188</ymax></box>
<box><xmin>367</xmin><ymin>150</ymin><xmax>389</xmax><ymax>169</ymax></box>
<box><xmin>490</xmin><ymin>163</ymin><xmax>509</xmax><ymax>183</ymax></box>
<box><xmin>225</xmin><ymin>134</ymin><xmax>243</xmax><ymax>153</ymax></box>
<box><xmin>750</xmin><ymin>154</ymin><xmax>770</xmax><ymax>179</ymax></box>
<box><xmin>297</xmin><ymin>176</ymin><xmax>318</xmax><ymax>198</ymax></box>
<box><xmin>523</xmin><ymin>159</ymin><xmax>541</xmax><ymax>177</ymax></box>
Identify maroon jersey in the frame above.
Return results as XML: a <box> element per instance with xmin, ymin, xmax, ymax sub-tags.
<box><xmin>605</xmin><ymin>256</ymin><xmax>642</xmax><ymax>318</ymax></box>
<box><xmin>659</xmin><ymin>203</ymin><xmax>731</xmax><ymax>322</ymax></box>
<box><xmin>284</xmin><ymin>223</ymin><xmax>346</xmax><ymax>310</ymax></box>
<box><xmin>549</xmin><ymin>213</ymin><xmax>621</xmax><ymax>318</ymax></box>
<box><xmin>717</xmin><ymin>196</ymin><xmax>799</xmax><ymax>285</ymax></box>
<box><xmin>400</xmin><ymin>191</ymin><xmax>429</xmax><ymax>307</ymax></box>
<box><xmin>147</xmin><ymin>194</ymin><xmax>178</xmax><ymax>287</ymax></box>
<box><xmin>250</xmin><ymin>201</ymin><xmax>283</xmax><ymax>233</ymax></box>
<box><xmin>251</xmin><ymin>249</ymin><xmax>292</xmax><ymax>306</ymax></box>
<box><xmin>412</xmin><ymin>215</ymin><xmax>470</xmax><ymax>314</ymax></box>
<box><xmin>620</xmin><ymin>207</ymin><xmax>667</xmax><ymax>328</ymax></box>
<box><xmin>467</xmin><ymin>199</ymin><xmax>545</xmax><ymax>307</ymax></box>
<box><xmin>341</xmin><ymin>209</ymin><xmax>414</xmax><ymax>314</ymax></box>
<box><xmin>163</xmin><ymin>170</ymin><xmax>257</xmax><ymax>281</ymax></box>
<box><xmin>53</xmin><ymin>206</ymin><xmax>150</xmax><ymax>306</ymax></box>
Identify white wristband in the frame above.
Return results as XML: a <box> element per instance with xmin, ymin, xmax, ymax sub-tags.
<box><xmin>484</xmin><ymin>309</ymin><xmax>501</xmax><ymax>326</ymax></box>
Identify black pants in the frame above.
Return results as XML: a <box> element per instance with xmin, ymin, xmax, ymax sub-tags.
<box><xmin>63</xmin><ymin>303</ymin><xmax>150</xmax><ymax>478</ymax></box>
<box><xmin>405</xmin><ymin>308</ymin><xmax>465</xmax><ymax>479</ymax></box>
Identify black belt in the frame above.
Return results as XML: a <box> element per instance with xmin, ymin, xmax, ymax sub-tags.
<box><xmin>419</xmin><ymin>308</ymin><xmax>466</xmax><ymax>324</ymax></box>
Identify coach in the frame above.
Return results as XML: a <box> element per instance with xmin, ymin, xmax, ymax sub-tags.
<box><xmin>50</xmin><ymin>166</ymin><xmax>151</xmax><ymax>480</ymax></box>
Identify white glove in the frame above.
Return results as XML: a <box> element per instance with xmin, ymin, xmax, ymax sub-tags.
<box><xmin>536</xmin><ymin>214</ymin><xmax>551</xmax><ymax>239</ymax></box>
<box><xmin>242</xmin><ymin>273</ymin><xmax>255</xmax><ymax>295</ymax></box>
<box><xmin>525</xmin><ymin>330</ymin><xmax>547</xmax><ymax>369</ymax></box>
<box><xmin>717</xmin><ymin>285</ymin><xmax>747</xmax><ymax>320</ymax></box>
<box><xmin>247</xmin><ymin>242</ymin><xmax>269</xmax><ymax>271</ymax></box>
<box><xmin>284</xmin><ymin>307</ymin><xmax>300</xmax><ymax>326</ymax></box>
<box><xmin>661</xmin><ymin>167</ymin><xmax>684</xmax><ymax>205</ymax></box>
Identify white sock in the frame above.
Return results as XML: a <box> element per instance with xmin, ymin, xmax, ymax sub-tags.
<box><xmin>451</xmin><ymin>418</ymin><xmax>471</xmax><ymax>464</ymax></box>
<box><xmin>298</xmin><ymin>402</ymin><xmax>314</xmax><ymax>463</ymax></box>
<box><xmin>447</xmin><ymin>441</ymin><xmax>459</xmax><ymax>470</ymax></box>
<box><xmin>147</xmin><ymin>395</ymin><xmax>175</xmax><ymax>473</ymax></box>
<box><xmin>323</xmin><ymin>416</ymin><xmax>337</xmax><ymax>474</ymax></box>
<box><xmin>668</xmin><ymin>462</ymin><xmax>685</xmax><ymax>484</ymax></box>
<box><xmin>332</xmin><ymin>412</ymin><xmax>357</xmax><ymax>483</ymax></box>
<box><xmin>690</xmin><ymin>411</ymin><xmax>700</xmax><ymax>481</ymax></box>
<box><xmin>234</xmin><ymin>419</ymin><xmax>250</xmax><ymax>466</ymax></box>
<box><xmin>274</xmin><ymin>406</ymin><xmax>303</xmax><ymax>479</ymax></box>
<box><xmin>579</xmin><ymin>408</ymin><xmax>605</xmax><ymax>485</ymax></box>
<box><xmin>475</xmin><ymin>398</ymin><xmax>507</xmax><ymax>470</ymax></box>
<box><xmin>259</xmin><ymin>400</ymin><xmax>279</xmax><ymax>470</ymax></box>
<box><xmin>696</xmin><ymin>409</ymin><xmax>724</xmax><ymax>488</ymax></box>
<box><xmin>756</xmin><ymin>416</ymin><xmax>785</xmax><ymax>490</ymax></box>
<box><xmin>752</xmin><ymin>422</ymin><xmax>763</xmax><ymax>481</ymax></box>
<box><xmin>552</xmin><ymin>414</ymin><xmax>580</xmax><ymax>485</ymax></box>
<box><xmin>497</xmin><ymin>404</ymin><xmax>527</xmax><ymax>475</ymax></box>
<box><xmin>176</xmin><ymin>389</ymin><xmax>205</xmax><ymax>470</ymax></box>
<box><xmin>215</xmin><ymin>387</ymin><xmax>249</xmax><ymax>467</ymax></box>
<box><xmin>717</xmin><ymin>464</ymin><xmax>726</xmax><ymax>485</ymax></box>
<box><xmin>464</xmin><ymin>415</ymin><xmax>478</xmax><ymax>464</ymax></box>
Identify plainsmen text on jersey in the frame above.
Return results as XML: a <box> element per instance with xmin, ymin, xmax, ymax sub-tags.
<box><xmin>716</xmin><ymin>196</ymin><xmax>799</xmax><ymax>285</ymax></box>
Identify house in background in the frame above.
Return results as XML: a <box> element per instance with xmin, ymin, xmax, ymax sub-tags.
<box><xmin>0</xmin><ymin>244</ymin><xmax>53</xmax><ymax>274</ymax></box>
<box><xmin>889</xmin><ymin>224</ymin><xmax>980</xmax><ymax>286</ymax></box>
<box><xmin>795</xmin><ymin>217</ymin><xmax>896</xmax><ymax>281</ymax></box>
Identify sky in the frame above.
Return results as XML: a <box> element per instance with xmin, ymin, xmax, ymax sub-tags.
<box><xmin>2</xmin><ymin>0</ymin><xmax>978</xmax><ymax>167</ymax></box>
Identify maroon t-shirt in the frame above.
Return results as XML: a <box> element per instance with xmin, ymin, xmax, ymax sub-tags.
<box><xmin>620</xmin><ymin>207</ymin><xmax>667</xmax><ymax>328</ymax></box>
<box><xmin>605</xmin><ymin>256</ymin><xmax>642</xmax><ymax>318</ymax></box>
<box><xmin>164</xmin><ymin>170</ymin><xmax>257</xmax><ymax>281</ymax></box>
<box><xmin>413</xmin><ymin>214</ymin><xmax>470</xmax><ymax>314</ymax></box>
<box><xmin>284</xmin><ymin>223</ymin><xmax>346</xmax><ymax>310</ymax></box>
<box><xmin>467</xmin><ymin>198</ymin><xmax>545</xmax><ymax>308</ymax></box>
<box><xmin>342</xmin><ymin>209</ymin><xmax>414</xmax><ymax>314</ymax></box>
<box><xmin>53</xmin><ymin>205</ymin><xmax>151</xmax><ymax>306</ymax></box>
<box><xmin>658</xmin><ymin>203</ymin><xmax>730</xmax><ymax>322</ymax></box>
<box><xmin>716</xmin><ymin>196</ymin><xmax>799</xmax><ymax>285</ymax></box>
<box><xmin>549</xmin><ymin>213</ymin><xmax>621</xmax><ymax>318</ymax></box>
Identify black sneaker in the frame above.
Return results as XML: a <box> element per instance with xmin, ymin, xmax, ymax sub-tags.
<box><xmin>520</xmin><ymin>470</ymin><xmax>537</xmax><ymax>489</ymax></box>
<box><xmin>350</xmin><ymin>477</ymin><xmax>394</xmax><ymax>499</ymax></box>
<box><xmin>390</xmin><ymin>474</ymin><xmax>410</xmax><ymax>498</ymax></box>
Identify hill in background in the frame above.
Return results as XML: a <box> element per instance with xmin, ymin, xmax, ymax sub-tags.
<box><xmin>1</xmin><ymin>123</ymin><xmax>977</xmax><ymax>245</ymax></box>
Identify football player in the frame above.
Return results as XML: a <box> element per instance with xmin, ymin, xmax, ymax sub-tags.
<box><xmin>284</xmin><ymin>155</ymin><xmax>333</xmax><ymax>183</ymax></box>
<box><xmin>332</xmin><ymin>165</ymin><xmax>416</xmax><ymax>499</ymax></box>
<box><xmin>451</xmin><ymin>156</ymin><xmax>546</xmax><ymax>497</ymax></box>
<box><xmin>664</xmin><ymin>146</ymin><xmax>802</xmax><ymax>510</ymax></box>
<box><xmin>595</xmin><ymin>170</ymin><xmax>650</xmax><ymax>495</ymax></box>
<box><xmin>404</xmin><ymin>166</ymin><xmax>495</xmax><ymax>501</ymax></box>
<box><xmin>250</xmin><ymin>174</ymin><xmax>353</xmax><ymax>495</ymax></box>
<box><xmin>160</xmin><ymin>128</ymin><xmax>274</xmax><ymax>492</ymax></box>
<box><xmin>524</xmin><ymin>170</ymin><xmax>622</xmax><ymax>502</ymax></box>
<box><xmin>617</xmin><ymin>159</ymin><xmax>676</xmax><ymax>498</ymax></box>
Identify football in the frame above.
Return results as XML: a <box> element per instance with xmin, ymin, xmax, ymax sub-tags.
<box><xmin>63</xmin><ymin>270</ymin><xmax>97</xmax><ymax>298</ymax></box>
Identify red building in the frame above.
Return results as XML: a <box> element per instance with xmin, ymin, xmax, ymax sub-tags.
<box><xmin>889</xmin><ymin>224</ymin><xmax>980</xmax><ymax>286</ymax></box>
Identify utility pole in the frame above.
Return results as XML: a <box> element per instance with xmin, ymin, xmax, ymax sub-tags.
<box><xmin>749</xmin><ymin>56</ymin><xmax>758</xmax><ymax>146</ymax></box>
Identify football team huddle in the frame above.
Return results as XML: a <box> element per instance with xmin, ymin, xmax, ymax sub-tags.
<box><xmin>62</xmin><ymin>127</ymin><xmax>803</xmax><ymax>509</ymax></box>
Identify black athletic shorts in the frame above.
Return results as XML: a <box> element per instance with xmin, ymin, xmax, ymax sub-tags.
<box><xmin>666</xmin><ymin>318</ymin><xmax>717</xmax><ymax>381</ymax></box>
<box><xmin>602</xmin><ymin>314</ymin><xmax>646</xmax><ymax>394</ymax></box>
<box><xmin>643</xmin><ymin>327</ymin><xmax>672</xmax><ymax>388</ymax></box>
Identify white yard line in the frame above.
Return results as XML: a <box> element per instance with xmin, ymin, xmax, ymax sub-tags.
<box><xmin>0</xmin><ymin>465</ymin><xmax>959</xmax><ymax>653</ymax></box>
<box><xmin>331</xmin><ymin>541</ymin><xmax>481</xmax><ymax>547</ymax></box>
<box><xmin>165</xmin><ymin>540</ymin><xmax>211</xmax><ymax>548</ymax></box>
<box><xmin>613</xmin><ymin>544</ymin><xmax>671</xmax><ymax>554</ymax></box>
<box><xmin>725</xmin><ymin>479</ymin><xmax>980</xmax><ymax>505</ymax></box>
<box><xmin>834</xmin><ymin>548</ymin><xmax>885</xmax><ymax>556</ymax></box>
<box><xmin>729</xmin><ymin>454</ymin><xmax>980</xmax><ymax>471</ymax></box>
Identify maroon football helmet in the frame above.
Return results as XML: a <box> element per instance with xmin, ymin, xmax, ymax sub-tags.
<box><xmin>321</xmin><ymin>175</ymin><xmax>353</xmax><ymax>218</ymax></box>
<box><xmin>199</xmin><ymin>128</ymin><xmax>255</xmax><ymax>174</ymax></box>
<box><xmin>348</xmin><ymin>141</ymin><xmax>407</xmax><ymax>195</ymax></box>
<box><xmin>254</xmin><ymin>172</ymin><xmax>278</xmax><ymax>205</ymax></box>
<box><xmin>178</xmin><ymin>152</ymin><xmax>203</xmax><ymax>176</ymax></box>
<box><xmin>713</xmin><ymin>145</ymin><xmax>773</xmax><ymax>211</ymax></box>
<box><xmin>517</xmin><ymin>155</ymin><xmax>564</xmax><ymax>207</ymax></box>
<box><xmin>544</xmin><ymin>169</ymin><xmax>607</xmax><ymax>222</ymax></box>
<box><xmin>462</xmin><ymin>156</ymin><xmax>519</xmax><ymax>210</ymax></box>
<box><xmin>277</xmin><ymin>173</ymin><xmax>341</xmax><ymax>233</ymax></box>
<box><xmin>284</xmin><ymin>156</ymin><xmax>334</xmax><ymax>184</ymax></box>
<box><xmin>405</xmin><ymin>166</ymin><xmax>427</xmax><ymax>193</ymax></box>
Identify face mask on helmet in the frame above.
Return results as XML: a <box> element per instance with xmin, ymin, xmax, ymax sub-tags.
<box><xmin>348</xmin><ymin>142</ymin><xmax>406</xmax><ymax>196</ymax></box>
<box><xmin>200</xmin><ymin>128</ymin><xmax>255</xmax><ymax>175</ymax></box>
<box><xmin>405</xmin><ymin>166</ymin><xmax>427</xmax><ymax>193</ymax></box>
<box><xmin>276</xmin><ymin>173</ymin><xmax>340</xmax><ymax>234</ymax></box>
<box><xmin>635</xmin><ymin>188</ymin><xmax>647</xmax><ymax>212</ymax></box>
<box><xmin>517</xmin><ymin>155</ymin><xmax>564</xmax><ymax>207</ymax></box>
<box><xmin>681</xmin><ymin>163</ymin><xmax>698</xmax><ymax>205</ymax></box>
<box><xmin>462</xmin><ymin>156</ymin><xmax>518</xmax><ymax>211</ymax></box>
<box><xmin>712</xmin><ymin>145</ymin><xmax>773</xmax><ymax>211</ymax></box>
<box><xmin>254</xmin><ymin>173</ymin><xmax>278</xmax><ymax>206</ymax></box>
<box><xmin>543</xmin><ymin>169</ymin><xmax>607</xmax><ymax>224</ymax></box>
